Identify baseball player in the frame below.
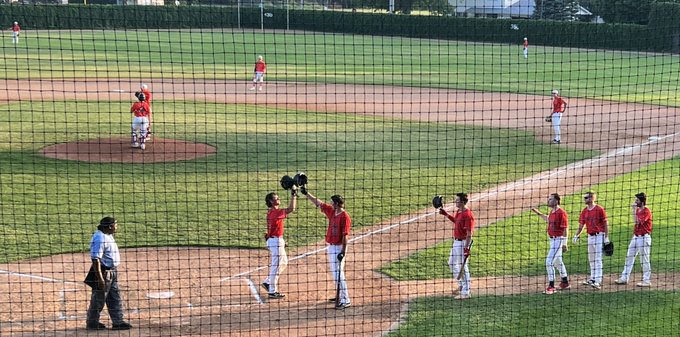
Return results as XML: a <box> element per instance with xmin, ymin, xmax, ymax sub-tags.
<box><xmin>261</xmin><ymin>189</ymin><xmax>297</xmax><ymax>299</ymax></box>
<box><xmin>130</xmin><ymin>92</ymin><xmax>151</xmax><ymax>150</ymax></box>
<box><xmin>550</xmin><ymin>89</ymin><xmax>567</xmax><ymax>144</ymax></box>
<box><xmin>86</xmin><ymin>217</ymin><xmax>133</xmax><ymax>331</ymax></box>
<box><xmin>615</xmin><ymin>192</ymin><xmax>653</xmax><ymax>287</ymax></box>
<box><xmin>10</xmin><ymin>22</ymin><xmax>20</xmax><ymax>44</ymax></box>
<box><xmin>573</xmin><ymin>191</ymin><xmax>609</xmax><ymax>289</ymax></box>
<box><xmin>301</xmin><ymin>187</ymin><xmax>352</xmax><ymax>309</ymax></box>
<box><xmin>249</xmin><ymin>55</ymin><xmax>267</xmax><ymax>91</ymax></box>
<box><xmin>140</xmin><ymin>84</ymin><xmax>152</xmax><ymax>141</ymax></box>
<box><xmin>437</xmin><ymin>193</ymin><xmax>475</xmax><ymax>300</ymax></box>
<box><xmin>531</xmin><ymin>193</ymin><xmax>571</xmax><ymax>295</ymax></box>
<box><xmin>523</xmin><ymin>37</ymin><xmax>528</xmax><ymax>59</ymax></box>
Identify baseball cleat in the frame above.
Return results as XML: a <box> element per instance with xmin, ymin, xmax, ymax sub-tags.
<box><xmin>86</xmin><ymin>322</ymin><xmax>106</xmax><ymax>330</ymax></box>
<box><xmin>552</xmin><ymin>139</ymin><xmax>561</xmax><ymax>144</ymax></box>
<box><xmin>615</xmin><ymin>278</ymin><xmax>628</xmax><ymax>285</ymax></box>
<box><xmin>454</xmin><ymin>293</ymin><xmax>471</xmax><ymax>300</ymax></box>
<box><xmin>132</xmin><ymin>142</ymin><xmax>139</xmax><ymax>148</ymax></box>
<box><xmin>111</xmin><ymin>322</ymin><xmax>133</xmax><ymax>330</ymax></box>
<box><xmin>248</xmin><ymin>87</ymin><xmax>256</xmax><ymax>91</ymax></box>
<box><xmin>335</xmin><ymin>302</ymin><xmax>351</xmax><ymax>310</ymax></box>
<box><xmin>590</xmin><ymin>282</ymin><xmax>601</xmax><ymax>289</ymax></box>
<box><xmin>261</xmin><ymin>282</ymin><xmax>269</xmax><ymax>292</ymax></box>
<box><xmin>258</xmin><ymin>87</ymin><xmax>263</xmax><ymax>91</ymax></box>
<box><xmin>543</xmin><ymin>286</ymin><xmax>556</xmax><ymax>295</ymax></box>
<box><xmin>140</xmin><ymin>143</ymin><xmax>146</xmax><ymax>150</ymax></box>
<box><xmin>636</xmin><ymin>281</ymin><xmax>651</xmax><ymax>287</ymax></box>
<box><xmin>582</xmin><ymin>279</ymin><xmax>595</xmax><ymax>286</ymax></box>
<box><xmin>559</xmin><ymin>282</ymin><xmax>571</xmax><ymax>290</ymax></box>
<box><xmin>268</xmin><ymin>292</ymin><xmax>285</xmax><ymax>299</ymax></box>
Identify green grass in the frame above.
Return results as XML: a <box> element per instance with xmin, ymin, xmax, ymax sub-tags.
<box><xmin>388</xmin><ymin>291</ymin><xmax>680</xmax><ymax>337</ymax></box>
<box><xmin>1</xmin><ymin>30</ymin><xmax>679</xmax><ymax>106</ymax></box>
<box><xmin>380</xmin><ymin>157</ymin><xmax>680</xmax><ymax>280</ymax></box>
<box><xmin>0</xmin><ymin>100</ymin><xmax>596</xmax><ymax>262</ymax></box>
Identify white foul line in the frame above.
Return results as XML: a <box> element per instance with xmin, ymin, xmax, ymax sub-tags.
<box><xmin>0</xmin><ymin>269</ymin><xmax>77</xmax><ymax>284</ymax></box>
<box><xmin>244</xmin><ymin>278</ymin><xmax>264</xmax><ymax>304</ymax></box>
<box><xmin>220</xmin><ymin>133</ymin><xmax>678</xmax><ymax>282</ymax></box>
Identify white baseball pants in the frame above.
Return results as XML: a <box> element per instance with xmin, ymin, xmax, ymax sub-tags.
<box><xmin>448</xmin><ymin>240</ymin><xmax>470</xmax><ymax>295</ymax></box>
<box><xmin>546</xmin><ymin>237</ymin><xmax>568</xmax><ymax>282</ymax></box>
<box><xmin>131</xmin><ymin>117</ymin><xmax>149</xmax><ymax>143</ymax></box>
<box><xmin>328</xmin><ymin>244</ymin><xmax>350</xmax><ymax>305</ymax></box>
<box><xmin>620</xmin><ymin>234</ymin><xmax>652</xmax><ymax>283</ymax></box>
<box><xmin>587</xmin><ymin>233</ymin><xmax>605</xmax><ymax>283</ymax></box>
<box><xmin>12</xmin><ymin>32</ymin><xmax>19</xmax><ymax>44</ymax></box>
<box><xmin>252</xmin><ymin>72</ymin><xmax>265</xmax><ymax>83</ymax></box>
<box><xmin>264</xmin><ymin>237</ymin><xmax>288</xmax><ymax>293</ymax></box>
<box><xmin>552</xmin><ymin>112</ymin><xmax>563</xmax><ymax>142</ymax></box>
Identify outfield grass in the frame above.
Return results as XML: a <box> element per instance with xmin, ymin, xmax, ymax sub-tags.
<box><xmin>380</xmin><ymin>157</ymin><xmax>680</xmax><ymax>280</ymax></box>
<box><xmin>1</xmin><ymin>30</ymin><xmax>679</xmax><ymax>106</ymax></box>
<box><xmin>0</xmin><ymin>100</ymin><xmax>596</xmax><ymax>262</ymax></box>
<box><xmin>387</xmin><ymin>291</ymin><xmax>680</xmax><ymax>337</ymax></box>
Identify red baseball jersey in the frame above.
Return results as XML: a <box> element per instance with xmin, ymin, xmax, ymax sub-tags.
<box><xmin>254</xmin><ymin>60</ymin><xmax>266</xmax><ymax>73</ymax></box>
<box><xmin>446</xmin><ymin>208</ymin><xmax>475</xmax><ymax>240</ymax></box>
<box><xmin>130</xmin><ymin>101</ymin><xmax>151</xmax><ymax>117</ymax></box>
<box><xmin>634</xmin><ymin>207</ymin><xmax>653</xmax><ymax>236</ymax></box>
<box><xmin>266</xmin><ymin>208</ymin><xmax>288</xmax><ymax>238</ymax></box>
<box><xmin>552</xmin><ymin>96</ymin><xmax>566</xmax><ymax>113</ymax></box>
<box><xmin>579</xmin><ymin>205</ymin><xmax>608</xmax><ymax>234</ymax></box>
<box><xmin>320</xmin><ymin>203</ymin><xmax>351</xmax><ymax>245</ymax></box>
<box><xmin>141</xmin><ymin>89</ymin><xmax>152</xmax><ymax>103</ymax></box>
<box><xmin>547</xmin><ymin>207</ymin><xmax>568</xmax><ymax>237</ymax></box>
<box><xmin>12</xmin><ymin>24</ymin><xmax>20</xmax><ymax>33</ymax></box>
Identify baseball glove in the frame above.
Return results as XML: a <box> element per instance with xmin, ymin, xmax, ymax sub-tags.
<box><xmin>545</xmin><ymin>115</ymin><xmax>553</xmax><ymax>123</ymax></box>
<box><xmin>562</xmin><ymin>245</ymin><xmax>568</xmax><ymax>253</ymax></box>
<box><xmin>432</xmin><ymin>195</ymin><xmax>444</xmax><ymax>209</ymax></box>
<box><xmin>603</xmin><ymin>241</ymin><xmax>614</xmax><ymax>256</ymax></box>
<box><xmin>293</xmin><ymin>172</ymin><xmax>308</xmax><ymax>187</ymax></box>
<box><xmin>280</xmin><ymin>175</ymin><xmax>295</xmax><ymax>190</ymax></box>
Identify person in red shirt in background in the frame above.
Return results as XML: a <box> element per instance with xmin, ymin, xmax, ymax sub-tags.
<box><xmin>11</xmin><ymin>21</ymin><xmax>20</xmax><ymax>44</ymax></box>
<box><xmin>130</xmin><ymin>92</ymin><xmax>151</xmax><ymax>150</ymax></box>
<box><xmin>550</xmin><ymin>89</ymin><xmax>567</xmax><ymax>144</ymax></box>
<box><xmin>523</xmin><ymin>37</ymin><xmax>528</xmax><ymax>59</ymax></box>
<box><xmin>532</xmin><ymin>193</ymin><xmax>571</xmax><ymax>295</ymax></box>
<box><xmin>573</xmin><ymin>191</ymin><xmax>609</xmax><ymax>289</ymax></box>
<box><xmin>438</xmin><ymin>193</ymin><xmax>475</xmax><ymax>300</ymax></box>
<box><xmin>615</xmin><ymin>192</ymin><xmax>653</xmax><ymax>287</ymax></box>
<box><xmin>262</xmin><ymin>188</ymin><xmax>297</xmax><ymax>299</ymax></box>
<box><xmin>302</xmin><ymin>187</ymin><xmax>352</xmax><ymax>309</ymax></box>
<box><xmin>140</xmin><ymin>83</ymin><xmax>153</xmax><ymax>141</ymax></box>
<box><xmin>249</xmin><ymin>55</ymin><xmax>267</xmax><ymax>91</ymax></box>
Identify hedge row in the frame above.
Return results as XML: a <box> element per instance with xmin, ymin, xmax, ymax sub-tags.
<box><xmin>1</xmin><ymin>4</ymin><xmax>678</xmax><ymax>52</ymax></box>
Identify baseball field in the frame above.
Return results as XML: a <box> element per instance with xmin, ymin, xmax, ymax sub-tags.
<box><xmin>1</xmin><ymin>27</ymin><xmax>679</xmax><ymax>336</ymax></box>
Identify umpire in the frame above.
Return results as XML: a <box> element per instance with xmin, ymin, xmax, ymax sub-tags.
<box><xmin>85</xmin><ymin>217</ymin><xmax>132</xmax><ymax>330</ymax></box>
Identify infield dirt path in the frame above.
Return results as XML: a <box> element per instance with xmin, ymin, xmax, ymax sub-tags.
<box><xmin>1</xmin><ymin>79</ymin><xmax>680</xmax><ymax>336</ymax></box>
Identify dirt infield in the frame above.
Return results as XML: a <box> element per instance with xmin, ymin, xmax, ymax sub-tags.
<box><xmin>1</xmin><ymin>79</ymin><xmax>680</xmax><ymax>336</ymax></box>
<box><xmin>40</xmin><ymin>138</ymin><xmax>217</xmax><ymax>163</ymax></box>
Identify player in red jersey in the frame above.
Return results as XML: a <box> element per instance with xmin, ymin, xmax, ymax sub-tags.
<box><xmin>550</xmin><ymin>89</ymin><xmax>567</xmax><ymax>144</ymax></box>
<box><xmin>523</xmin><ymin>37</ymin><xmax>528</xmax><ymax>59</ymax></box>
<box><xmin>573</xmin><ymin>191</ymin><xmax>609</xmax><ymax>289</ymax></box>
<box><xmin>130</xmin><ymin>92</ymin><xmax>151</xmax><ymax>150</ymax></box>
<box><xmin>303</xmin><ymin>189</ymin><xmax>352</xmax><ymax>309</ymax></box>
<box><xmin>140</xmin><ymin>84</ymin><xmax>153</xmax><ymax>141</ymax></box>
<box><xmin>249</xmin><ymin>55</ymin><xmax>267</xmax><ymax>91</ymax></box>
<box><xmin>262</xmin><ymin>188</ymin><xmax>297</xmax><ymax>299</ymax></box>
<box><xmin>438</xmin><ymin>193</ymin><xmax>475</xmax><ymax>300</ymax></box>
<box><xmin>615</xmin><ymin>192</ymin><xmax>653</xmax><ymax>287</ymax></box>
<box><xmin>10</xmin><ymin>22</ymin><xmax>20</xmax><ymax>44</ymax></box>
<box><xmin>532</xmin><ymin>193</ymin><xmax>571</xmax><ymax>295</ymax></box>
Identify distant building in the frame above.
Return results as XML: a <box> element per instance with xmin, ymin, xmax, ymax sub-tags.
<box><xmin>452</xmin><ymin>0</ymin><xmax>597</xmax><ymax>21</ymax></box>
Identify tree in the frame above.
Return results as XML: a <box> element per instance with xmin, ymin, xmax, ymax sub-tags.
<box><xmin>581</xmin><ymin>0</ymin><xmax>680</xmax><ymax>25</ymax></box>
<box><xmin>533</xmin><ymin>0</ymin><xmax>581</xmax><ymax>21</ymax></box>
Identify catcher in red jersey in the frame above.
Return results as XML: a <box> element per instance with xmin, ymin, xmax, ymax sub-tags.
<box><xmin>531</xmin><ymin>193</ymin><xmax>571</xmax><ymax>295</ymax></box>
<box><xmin>130</xmin><ymin>92</ymin><xmax>151</xmax><ymax>150</ymax></box>
<box><xmin>262</xmin><ymin>188</ymin><xmax>297</xmax><ymax>299</ymax></box>
<box><xmin>437</xmin><ymin>193</ymin><xmax>474</xmax><ymax>300</ymax></box>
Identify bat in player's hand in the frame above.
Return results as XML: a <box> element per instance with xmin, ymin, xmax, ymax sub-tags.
<box><xmin>457</xmin><ymin>240</ymin><xmax>474</xmax><ymax>280</ymax></box>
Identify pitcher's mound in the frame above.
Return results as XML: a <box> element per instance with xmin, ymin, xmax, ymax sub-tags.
<box><xmin>40</xmin><ymin>137</ymin><xmax>217</xmax><ymax>163</ymax></box>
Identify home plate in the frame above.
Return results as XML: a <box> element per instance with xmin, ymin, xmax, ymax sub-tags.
<box><xmin>146</xmin><ymin>291</ymin><xmax>175</xmax><ymax>299</ymax></box>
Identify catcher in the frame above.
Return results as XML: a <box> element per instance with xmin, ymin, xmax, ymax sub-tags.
<box><xmin>531</xmin><ymin>193</ymin><xmax>571</xmax><ymax>295</ymax></box>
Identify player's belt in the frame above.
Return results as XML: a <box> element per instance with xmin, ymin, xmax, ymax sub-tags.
<box><xmin>635</xmin><ymin>234</ymin><xmax>650</xmax><ymax>237</ymax></box>
<box><xmin>454</xmin><ymin>238</ymin><xmax>465</xmax><ymax>241</ymax></box>
<box><xmin>589</xmin><ymin>232</ymin><xmax>603</xmax><ymax>236</ymax></box>
<box><xmin>549</xmin><ymin>236</ymin><xmax>563</xmax><ymax>239</ymax></box>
